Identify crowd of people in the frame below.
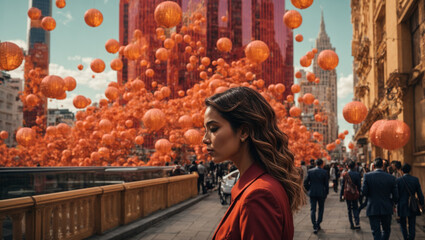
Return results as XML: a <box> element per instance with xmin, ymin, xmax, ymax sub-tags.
<box><xmin>168</xmin><ymin>159</ymin><xmax>237</xmax><ymax>194</ymax></box>
<box><xmin>302</xmin><ymin>157</ymin><xmax>425</xmax><ymax>240</ymax></box>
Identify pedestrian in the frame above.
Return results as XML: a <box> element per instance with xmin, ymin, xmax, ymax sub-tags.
<box><xmin>362</xmin><ymin>157</ymin><xmax>398</xmax><ymax>240</ymax></box>
<box><xmin>198</xmin><ymin>161</ymin><xmax>207</xmax><ymax>194</ymax></box>
<box><xmin>340</xmin><ymin>160</ymin><xmax>361</xmax><ymax>229</ymax></box>
<box><xmin>391</xmin><ymin>160</ymin><xmax>402</xmax><ymax>178</ymax></box>
<box><xmin>304</xmin><ymin>158</ymin><xmax>329</xmax><ymax>234</ymax></box>
<box><xmin>330</xmin><ymin>163</ymin><xmax>339</xmax><ymax>193</ymax></box>
<box><xmin>203</xmin><ymin>87</ymin><xmax>304</xmax><ymax>239</ymax></box>
<box><xmin>308</xmin><ymin>158</ymin><xmax>315</xmax><ymax>170</ymax></box>
<box><xmin>397</xmin><ymin>163</ymin><xmax>424</xmax><ymax>240</ymax></box>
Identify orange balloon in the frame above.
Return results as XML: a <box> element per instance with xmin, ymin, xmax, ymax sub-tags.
<box><xmin>348</xmin><ymin>142</ymin><xmax>354</xmax><ymax>149</ymax></box>
<box><xmin>344</xmin><ymin>130</ymin><xmax>349</xmax><ymax>135</ymax></box>
<box><xmin>245</xmin><ymin>40</ymin><xmax>270</xmax><ymax>63</ymax></box>
<box><xmin>295</xmin><ymin>71</ymin><xmax>302</xmax><ymax>78</ymax></box>
<box><xmin>40</xmin><ymin>75</ymin><xmax>65</xmax><ymax>98</ymax></box>
<box><xmin>41</xmin><ymin>17</ymin><xmax>56</xmax><ymax>31</ymax></box>
<box><xmin>124</xmin><ymin>44</ymin><xmax>141</xmax><ymax>60</ymax></box>
<box><xmin>0</xmin><ymin>131</ymin><xmax>9</xmax><ymax>139</ymax></box>
<box><xmin>178</xmin><ymin>115</ymin><xmax>193</xmax><ymax>128</ymax></box>
<box><xmin>131</xmin><ymin>79</ymin><xmax>145</xmax><ymax>90</ymax></box>
<box><xmin>56</xmin><ymin>0</ymin><xmax>66</xmax><ymax>8</ymax></box>
<box><xmin>145</xmin><ymin>69</ymin><xmax>155</xmax><ymax>77</ymax></box>
<box><xmin>101</xmin><ymin>134</ymin><xmax>114</xmax><ymax>146</ymax></box>
<box><xmin>221</xmin><ymin>16</ymin><xmax>228</xmax><ymax>22</ymax></box>
<box><xmin>286</xmin><ymin>95</ymin><xmax>294</xmax><ymax>103</ymax></box>
<box><xmin>377</xmin><ymin>120</ymin><xmax>411</xmax><ymax>150</ymax></box>
<box><xmin>314</xmin><ymin>114</ymin><xmax>322</xmax><ymax>122</ymax></box>
<box><xmin>291</xmin><ymin>0</ymin><xmax>313</xmax><ymax>9</ymax></box>
<box><xmin>27</xmin><ymin>7</ymin><xmax>41</xmax><ymax>20</ymax></box>
<box><xmin>90</xmin><ymin>59</ymin><xmax>105</xmax><ymax>73</ymax></box>
<box><xmin>291</xmin><ymin>84</ymin><xmax>301</xmax><ymax>93</ymax></box>
<box><xmin>155</xmin><ymin>48</ymin><xmax>169</xmax><ymax>61</ymax></box>
<box><xmin>369</xmin><ymin>120</ymin><xmax>385</xmax><ymax>147</ymax></box>
<box><xmin>154</xmin><ymin>1</ymin><xmax>182</xmax><ymax>28</ymax></box>
<box><xmin>63</xmin><ymin>76</ymin><xmax>77</xmax><ymax>91</ymax></box>
<box><xmin>25</xmin><ymin>94</ymin><xmax>39</xmax><ymax>107</ymax></box>
<box><xmin>0</xmin><ymin>42</ymin><xmax>24</xmax><ymax>71</ymax></box>
<box><xmin>303</xmin><ymin>93</ymin><xmax>315</xmax><ymax>105</ymax></box>
<box><xmin>84</xmin><ymin>8</ymin><xmax>103</xmax><ymax>27</ymax></box>
<box><xmin>338</xmin><ymin>132</ymin><xmax>346</xmax><ymax>140</ymax></box>
<box><xmin>318</xmin><ymin>50</ymin><xmax>339</xmax><ymax>71</ymax></box>
<box><xmin>300</xmin><ymin>55</ymin><xmax>312</xmax><ymax>67</ymax></box>
<box><xmin>295</xmin><ymin>34</ymin><xmax>303</xmax><ymax>42</ymax></box>
<box><xmin>105</xmin><ymin>86</ymin><xmax>120</xmax><ymax>101</ymax></box>
<box><xmin>155</xmin><ymin>139</ymin><xmax>172</xmax><ymax>154</ymax></box>
<box><xmin>110</xmin><ymin>58</ymin><xmax>123</xmax><ymax>71</ymax></box>
<box><xmin>46</xmin><ymin>126</ymin><xmax>57</xmax><ymax>136</ymax></box>
<box><xmin>135</xmin><ymin>136</ymin><xmax>144</xmax><ymax>145</ymax></box>
<box><xmin>77</xmin><ymin>64</ymin><xmax>83</xmax><ymax>70</ymax></box>
<box><xmin>73</xmin><ymin>95</ymin><xmax>88</xmax><ymax>109</ymax></box>
<box><xmin>306</xmin><ymin>72</ymin><xmax>315</xmax><ymax>82</ymax></box>
<box><xmin>343</xmin><ymin>101</ymin><xmax>368</xmax><ymax>124</ymax></box>
<box><xmin>275</xmin><ymin>83</ymin><xmax>286</xmax><ymax>94</ymax></box>
<box><xmin>313</xmin><ymin>99</ymin><xmax>319</xmax><ymax>105</ymax></box>
<box><xmin>283</xmin><ymin>10</ymin><xmax>302</xmax><ymax>29</ymax></box>
<box><xmin>56</xmin><ymin>123</ymin><xmax>70</xmax><ymax>135</ymax></box>
<box><xmin>289</xmin><ymin>106</ymin><xmax>302</xmax><ymax>117</ymax></box>
<box><xmin>99</xmin><ymin>119</ymin><xmax>113</xmax><ymax>132</ymax></box>
<box><xmin>16</xmin><ymin>128</ymin><xmax>36</xmax><ymax>146</ymax></box>
<box><xmin>216</xmin><ymin>37</ymin><xmax>232</xmax><ymax>52</ymax></box>
<box><xmin>142</xmin><ymin>108</ymin><xmax>166</xmax><ymax>131</ymax></box>
<box><xmin>105</xmin><ymin>39</ymin><xmax>120</xmax><ymax>54</ymax></box>
<box><xmin>184</xmin><ymin>129</ymin><xmax>202</xmax><ymax>145</ymax></box>
<box><xmin>164</xmin><ymin>38</ymin><xmax>175</xmax><ymax>49</ymax></box>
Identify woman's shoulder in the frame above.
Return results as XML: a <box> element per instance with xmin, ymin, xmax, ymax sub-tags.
<box><xmin>243</xmin><ymin>173</ymin><xmax>288</xmax><ymax>202</ymax></box>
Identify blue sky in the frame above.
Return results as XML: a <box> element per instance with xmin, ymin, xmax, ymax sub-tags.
<box><xmin>0</xmin><ymin>0</ymin><xmax>354</xmax><ymax>147</ymax></box>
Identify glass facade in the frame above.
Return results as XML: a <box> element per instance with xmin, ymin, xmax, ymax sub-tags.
<box><xmin>119</xmin><ymin>0</ymin><xmax>293</xmax><ymax>98</ymax></box>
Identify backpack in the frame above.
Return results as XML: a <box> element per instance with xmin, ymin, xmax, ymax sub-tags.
<box><xmin>343</xmin><ymin>172</ymin><xmax>359</xmax><ymax>200</ymax></box>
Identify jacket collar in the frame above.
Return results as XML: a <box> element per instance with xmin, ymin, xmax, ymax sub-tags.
<box><xmin>212</xmin><ymin>162</ymin><xmax>266</xmax><ymax>239</ymax></box>
<box><xmin>231</xmin><ymin>162</ymin><xmax>266</xmax><ymax>200</ymax></box>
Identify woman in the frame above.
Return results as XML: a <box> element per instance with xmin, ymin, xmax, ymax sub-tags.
<box><xmin>203</xmin><ymin>87</ymin><xmax>305</xmax><ymax>239</ymax></box>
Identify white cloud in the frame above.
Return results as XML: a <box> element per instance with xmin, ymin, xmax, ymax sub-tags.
<box><xmin>67</xmin><ymin>55</ymin><xmax>81</xmax><ymax>61</ymax></box>
<box><xmin>308</xmin><ymin>38</ymin><xmax>315</xmax><ymax>43</ymax></box>
<box><xmin>56</xmin><ymin>11</ymin><xmax>73</xmax><ymax>25</ymax></box>
<box><xmin>6</xmin><ymin>39</ymin><xmax>28</xmax><ymax>51</ymax></box>
<box><xmin>337</xmin><ymin>74</ymin><xmax>353</xmax><ymax>98</ymax></box>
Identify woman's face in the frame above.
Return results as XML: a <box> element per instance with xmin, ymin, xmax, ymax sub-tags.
<box><xmin>203</xmin><ymin>106</ymin><xmax>242</xmax><ymax>163</ymax></box>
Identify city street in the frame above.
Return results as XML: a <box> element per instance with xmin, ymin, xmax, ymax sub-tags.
<box><xmin>130</xmin><ymin>189</ymin><xmax>425</xmax><ymax>240</ymax></box>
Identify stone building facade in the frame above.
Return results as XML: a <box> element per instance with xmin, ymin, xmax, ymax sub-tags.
<box><xmin>351</xmin><ymin>0</ymin><xmax>425</xmax><ymax>183</ymax></box>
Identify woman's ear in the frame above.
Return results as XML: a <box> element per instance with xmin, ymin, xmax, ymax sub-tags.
<box><xmin>239</xmin><ymin>125</ymin><xmax>249</xmax><ymax>142</ymax></box>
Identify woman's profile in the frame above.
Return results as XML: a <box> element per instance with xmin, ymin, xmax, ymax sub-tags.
<box><xmin>203</xmin><ymin>86</ymin><xmax>305</xmax><ymax>239</ymax></box>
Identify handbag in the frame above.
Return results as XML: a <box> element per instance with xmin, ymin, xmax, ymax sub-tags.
<box><xmin>343</xmin><ymin>172</ymin><xmax>360</xmax><ymax>200</ymax></box>
<box><xmin>401</xmin><ymin>176</ymin><xmax>422</xmax><ymax>216</ymax></box>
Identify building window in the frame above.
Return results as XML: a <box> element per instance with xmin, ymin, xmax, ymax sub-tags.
<box><xmin>410</xmin><ymin>6</ymin><xmax>421</xmax><ymax>67</ymax></box>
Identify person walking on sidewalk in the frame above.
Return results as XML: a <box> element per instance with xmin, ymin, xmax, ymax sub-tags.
<box><xmin>204</xmin><ymin>87</ymin><xmax>305</xmax><ymax>239</ymax></box>
<box><xmin>396</xmin><ymin>163</ymin><xmax>424</xmax><ymax>240</ymax></box>
<box><xmin>197</xmin><ymin>161</ymin><xmax>207</xmax><ymax>194</ymax></box>
<box><xmin>340</xmin><ymin>160</ymin><xmax>361</xmax><ymax>230</ymax></box>
<box><xmin>362</xmin><ymin>157</ymin><xmax>398</xmax><ymax>240</ymax></box>
<box><xmin>304</xmin><ymin>158</ymin><xmax>329</xmax><ymax>234</ymax></box>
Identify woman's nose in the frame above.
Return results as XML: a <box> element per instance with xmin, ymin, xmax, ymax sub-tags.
<box><xmin>202</xmin><ymin>133</ymin><xmax>210</xmax><ymax>144</ymax></box>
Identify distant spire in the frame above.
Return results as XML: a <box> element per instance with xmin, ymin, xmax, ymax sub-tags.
<box><xmin>320</xmin><ymin>10</ymin><xmax>326</xmax><ymax>34</ymax></box>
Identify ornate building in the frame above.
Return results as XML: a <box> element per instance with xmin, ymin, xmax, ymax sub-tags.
<box><xmin>299</xmin><ymin>12</ymin><xmax>338</xmax><ymax>146</ymax></box>
<box><xmin>351</xmin><ymin>0</ymin><xmax>425</xmax><ymax>183</ymax></box>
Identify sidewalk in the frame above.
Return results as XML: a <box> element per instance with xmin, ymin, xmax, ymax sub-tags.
<box><xmin>130</xmin><ymin>190</ymin><xmax>425</xmax><ymax>240</ymax></box>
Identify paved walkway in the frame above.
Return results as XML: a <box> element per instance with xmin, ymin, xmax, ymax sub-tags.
<box><xmin>130</xmin><ymin>189</ymin><xmax>425</xmax><ymax>240</ymax></box>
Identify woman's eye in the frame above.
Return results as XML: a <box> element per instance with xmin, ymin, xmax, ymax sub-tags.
<box><xmin>210</xmin><ymin>127</ymin><xmax>218</xmax><ymax>132</ymax></box>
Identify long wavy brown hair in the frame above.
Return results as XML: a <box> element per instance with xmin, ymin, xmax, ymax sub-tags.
<box><xmin>205</xmin><ymin>86</ymin><xmax>305</xmax><ymax>212</ymax></box>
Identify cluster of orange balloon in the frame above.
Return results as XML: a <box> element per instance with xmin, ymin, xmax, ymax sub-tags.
<box><xmin>0</xmin><ymin>1</ymin><xmax>330</xmax><ymax>167</ymax></box>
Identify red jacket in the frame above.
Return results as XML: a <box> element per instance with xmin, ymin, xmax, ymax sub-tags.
<box><xmin>212</xmin><ymin>163</ymin><xmax>294</xmax><ymax>240</ymax></box>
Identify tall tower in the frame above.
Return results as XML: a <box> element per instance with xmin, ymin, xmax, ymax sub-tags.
<box><xmin>24</xmin><ymin>0</ymin><xmax>52</xmax><ymax>128</ymax></box>
<box><xmin>300</xmin><ymin>11</ymin><xmax>338</xmax><ymax>145</ymax></box>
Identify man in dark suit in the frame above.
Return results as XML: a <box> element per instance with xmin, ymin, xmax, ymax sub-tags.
<box><xmin>340</xmin><ymin>160</ymin><xmax>362</xmax><ymax>229</ymax></box>
<box><xmin>362</xmin><ymin>157</ymin><xmax>398</xmax><ymax>240</ymax></box>
<box><xmin>396</xmin><ymin>163</ymin><xmax>424</xmax><ymax>240</ymax></box>
<box><xmin>304</xmin><ymin>158</ymin><xmax>329</xmax><ymax>234</ymax></box>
